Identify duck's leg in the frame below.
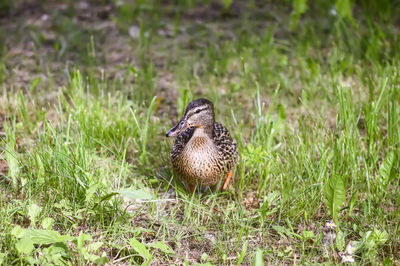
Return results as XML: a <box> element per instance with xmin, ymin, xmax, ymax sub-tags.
<box><xmin>189</xmin><ymin>184</ymin><xmax>195</xmax><ymax>194</ymax></box>
<box><xmin>222</xmin><ymin>171</ymin><xmax>233</xmax><ymax>190</ymax></box>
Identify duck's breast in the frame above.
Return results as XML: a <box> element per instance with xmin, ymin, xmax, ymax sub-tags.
<box><xmin>181</xmin><ymin>137</ymin><xmax>221</xmax><ymax>185</ymax></box>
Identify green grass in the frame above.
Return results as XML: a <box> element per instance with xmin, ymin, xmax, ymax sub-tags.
<box><xmin>0</xmin><ymin>0</ymin><xmax>399</xmax><ymax>264</ymax></box>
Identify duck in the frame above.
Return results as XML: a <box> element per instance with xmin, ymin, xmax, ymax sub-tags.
<box><xmin>166</xmin><ymin>98</ymin><xmax>238</xmax><ymax>193</ymax></box>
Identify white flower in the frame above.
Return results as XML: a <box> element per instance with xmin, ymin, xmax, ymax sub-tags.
<box><xmin>325</xmin><ymin>221</ymin><xmax>337</xmax><ymax>229</ymax></box>
<box><xmin>346</xmin><ymin>243</ymin><xmax>355</xmax><ymax>255</ymax></box>
<box><xmin>341</xmin><ymin>255</ymin><xmax>355</xmax><ymax>263</ymax></box>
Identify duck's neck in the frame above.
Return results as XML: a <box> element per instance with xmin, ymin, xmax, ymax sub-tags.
<box><xmin>193</xmin><ymin>125</ymin><xmax>213</xmax><ymax>138</ymax></box>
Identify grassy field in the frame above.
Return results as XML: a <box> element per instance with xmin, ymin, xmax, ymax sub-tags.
<box><xmin>0</xmin><ymin>0</ymin><xmax>399</xmax><ymax>264</ymax></box>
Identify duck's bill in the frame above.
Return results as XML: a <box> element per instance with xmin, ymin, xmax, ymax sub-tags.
<box><xmin>166</xmin><ymin>119</ymin><xmax>188</xmax><ymax>137</ymax></box>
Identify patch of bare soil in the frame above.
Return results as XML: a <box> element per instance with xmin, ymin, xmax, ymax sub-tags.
<box><xmin>0</xmin><ymin>0</ymin><xmax>280</xmax><ymax>93</ymax></box>
<box><xmin>1</xmin><ymin>1</ymin><xmax>133</xmax><ymax>90</ymax></box>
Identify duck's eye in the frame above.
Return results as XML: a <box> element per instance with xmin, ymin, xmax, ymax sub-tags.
<box><xmin>195</xmin><ymin>109</ymin><xmax>201</xmax><ymax>114</ymax></box>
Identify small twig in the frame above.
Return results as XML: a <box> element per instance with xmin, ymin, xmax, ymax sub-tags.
<box><xmin>113</xmin><ymin>254</ymin><xmax>137</xmax><ymax>263</ymax></box>
<box><xmin>112</xmin><ymin>245</ymin><xmax>130</xmax><ymax>261</ymax></box>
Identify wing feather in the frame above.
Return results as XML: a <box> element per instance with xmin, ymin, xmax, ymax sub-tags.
<box><xmin>212</xmin><ymin>122</ymin><xmax>238</xmax><ymax>170</ymax></box>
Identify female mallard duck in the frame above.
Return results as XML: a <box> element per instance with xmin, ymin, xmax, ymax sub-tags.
<box><xmin>166</xmin><ymin>98</ymin><xmax>238</xmax><ymax>193</ymax></box>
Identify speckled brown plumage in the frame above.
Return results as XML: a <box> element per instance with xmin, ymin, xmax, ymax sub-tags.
<box><xmin>166</xmin><ymin>99</ymin><xmax>238</xmax><ymax>190</ymax></box>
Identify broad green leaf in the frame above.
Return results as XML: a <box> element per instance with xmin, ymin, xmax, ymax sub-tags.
<box><xmin>120</xmin><ymin>188</ymin><xmax>153</xmax><ymax>200</ymax></box>
<box><xmin>85</xmin><ymin>176</ymin><xmax>101</xmax><ymax>205</ymax></box>
<box><xmin>302</xmin><ymin>231</ymin><xmax>315</xmax><ymax>240</ymax></box>
<box><xmin>16</xmin><ymin>237</ymin><xmax>34</xmax><ymax>254</ymax></box>
<box><xmin>77</xmin><ymin>232</ymin><xmax>92</xmax><ymax>250</ymax></box>
<box><xmin>130</xmin><ymin>237</ymin><xmax>152</xmax><ymax>261</ymax></box>
<box><xmin>372</xmin><ymin>228</ymin><xmax>388</xmax><ymax>245</ymax></box>
<box><xmin>88</xmin><ymin>242</ymin><xmax>103</xmax><ymax>252</ymax></box>
<box><xmin>11</xmin><ymin>225</ymin><xmax>26</xmax><ymax>239</ymax></box>
<box><xmin>336</xmin><ymin>229</ymin><xmax>345</xmax><ymax>251</ymax></box>
<box><xmin>95</xmin><ymin>253</ymin><xmax>109</xmax><ymax>265</ymax></box>
<box><xmin>363</xmin><ymin>231</ymin><xmax>373</xmax><ymax>243</ymax></box>
<box><xmin>5</xmin><ymin>142</ymin><xmax>19</xmax><ymax>187</ymax></box>
<box><xmin>85</xmin><ymin>179</ymin><xmax>100</xmax><ymax>205</ymax></box>
<box><xmin>83</xmin><ymin>252</ymin><xmax>100</xmax><ymax>263</ymax></box>
<box><xmin>47</xmin><ymin>242</ymin><xmax>69</xmax><ymax>256</ymax></box>
<box><xmin>41</xmin><ymin>246</ymin><xmax>66</xmax><ymax>265</ymax></box>
<box><xmin>254</xmin><ymin>248</ymin><xmax>264</xmax><ymax>266</ymax></box>
<box><xmin>348</xmin><ymin>190</ymin><xmax>358</xmax><ymax>213</ymax></box>
<box><xmin>41</xmin><ymin>217</ymin><xmax>54</xmax><ymax>230</ymax></box>
<box><xmin>147</xmin><ymin>241</ymin><xmax>174</xmax><ymax>254</ymax></box>
<box><xmin>324</xmin><ymin>175</ymin><xmax>346</xmax><ymax>224</ymax></box>
<box><xmin>58</xmin><ymin>235</ymin><xmax>75</xmax><ymax>242</ymax></box>
<box><xmin>201</xmin><ymin>253</ymin><xmax>208</xmax><ymax>261</ymax></box>
<box><xmin>378</xmin><ymin>151</ymin><xmax>395</xmax><ymax>189</ymax></box>
<box><xmin>26</xmin><ymin>229</ymin><xmax>73</xmax><ymax>244</ymax></box>
<box><xmin>28</xmin><ymin>203</ymin><xmax>42</xmax><ymax>226</ymax></box>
